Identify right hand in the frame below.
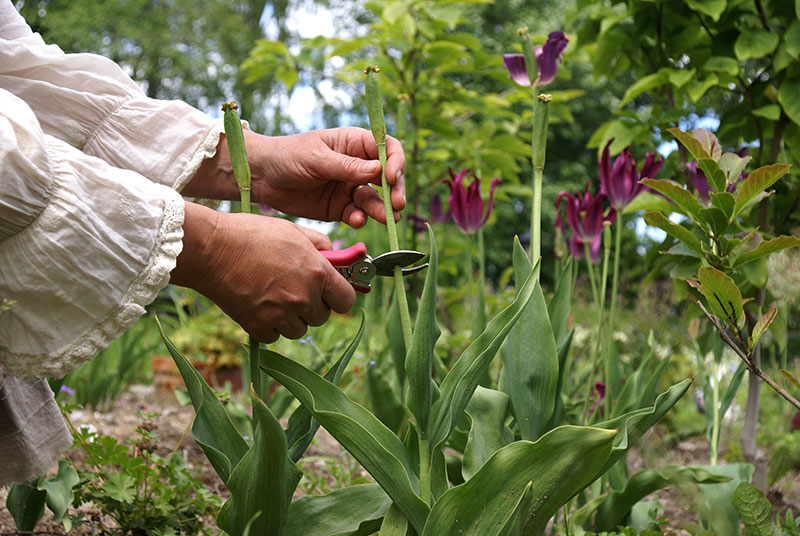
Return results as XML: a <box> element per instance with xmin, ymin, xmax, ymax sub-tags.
<box><xmin>170</xmin><ymin>202</ymin><xmax>356</xmax><ymax>342</ymax></box>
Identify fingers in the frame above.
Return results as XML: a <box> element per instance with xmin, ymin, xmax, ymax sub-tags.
<box><xmin>297</xmin><ymin>225</ymin><xmax>332</xmax><ymax>250</ymax></box>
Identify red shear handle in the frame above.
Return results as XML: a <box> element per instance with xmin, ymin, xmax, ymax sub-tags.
<box><xmin>320</xmin><ymin>242</ymin><xmax>367</xmax><ymax>267</ymax></box>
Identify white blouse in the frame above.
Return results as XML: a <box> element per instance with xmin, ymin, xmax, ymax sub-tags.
<box><xmin>0</xmin><ymin>1</ymin><xmax>225</xmax><ymax>380</ymax></box>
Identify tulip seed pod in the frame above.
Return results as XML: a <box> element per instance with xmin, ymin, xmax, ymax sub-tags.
<box><xmin>532</xmin><ymin>94</ymin><xmax>552</xmax><ymax>169</ymax></box>
<box><xmin>517</xmin><ymin>27</ymin><xmax>538</xmax><ymax>86</ymax></box>
<box><xmin>221</xmin><ymin>101</ymin><xmax>252</xmax><ymax>211</ymax></box>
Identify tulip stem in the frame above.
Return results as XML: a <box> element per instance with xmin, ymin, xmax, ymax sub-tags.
<box><xmin>418</xmin><ymin>436</ymin><xmax>431</xmax><ymax>504</ymax></box>
<box><xmin>530</xmin><ymin>94</ymin><xmax>551</xmax><ymax>271</ymax></box>
<box><xmin>605</xmin><ymin>214</ymin><xmax>623</xmax><ymax>415</ymax></box>
<box><xmin>599</xmin><ymin>223</ymin><xmax>612</xmax><ymax>417</ymax></box>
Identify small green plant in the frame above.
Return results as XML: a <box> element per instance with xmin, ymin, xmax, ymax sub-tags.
<box><xmin>67</xmin><ymin>409</ymin><xmax>221</xmax><ymax>535</ymax></box>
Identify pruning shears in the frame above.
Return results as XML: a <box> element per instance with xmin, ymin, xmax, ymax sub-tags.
<box><xmin>321</xmin><ymin>242</ymin><xmax>428</xmax><ymax>293</ymax></box>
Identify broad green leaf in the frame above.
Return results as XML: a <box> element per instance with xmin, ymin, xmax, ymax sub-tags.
<box><xmin>365</xmin><ymin>360</ymin><xmax>405</xmax><ymax>433</ymax></box>
<box><xmin>779</xmin><ymin>78</ymin><xmax>800</xmax><ymax>126</ymax></box>
<box><xmin>747</xmin><ymin>307</ymin><xmax>777</xmax><ymax>350</ymax></box>
<box><xmin>643</xmin><ymin>211</ymin><xmax>703</xmax><ymax>255</ymax></box>
<box><xmin>156</xmin><ymin>317</ymin><xmax>248</xmax><ymax>483</ymax></box>
<box><xmin>698</xmin><ymin>206</ymin><xmax>730</xmax><ymax>235</ymax></box>
<box><xmin>710</xmin><ymin>192</ymin><xmax>735</xmax><ymax>220</ymax></box>
<box><xmin>422</xmin><ymin>427</ymin><xmax>616</xmax><ymax>536</ymax></box>
<box><xmin>382</xmin><ymin>2</ymin><xmax>407</xmax><ymax>24</ymax></box>
<box><xmin>667</xmin><ymin>67</ymin><xmax>696</xmax><ymax>88</ymax></box>
<box><xmin>735</xmin><ymin>30</ymin><xmax>779</xmax><ymax>61</ymax></box>
<box><xmin>704</xmin><ymin>56</ymin><xmax>739</xmax><ymax>76</ymax></box>
<box><xmin>734</xmin><ymin>164</ymin><xmax>791</xmax><ymax>217</ymax></box>
<box><xmin>696</xmin><ymin>266</ymin><xmax>743</xmax><ymax>326</ymax></box>
<box><xmin>596</xmin><ymin>379</ymin><xmax>692</xmax><ymax>472</ymax></box>
<box><xmin>379</xmin><ymin>504</ymin><xmax>411</xmax><ymax>536</ymax></box>
<box><xmin>693</xmin><ymin>128</ymin><xmax>723</xmax><ymax>161</ymax></box>
<box><xmin>752</xmin><ymin>104</ymin><xmax>781</xmax><ymax>121</ymax></box>
<box><xmin>496</xmin><ymin>482</ymin><xmax>534</xmax><ymax>536</ymax></box>
<box><xmin>102</xmin><ymin>473</ymin><xmax>135</xmax><ymax>504</ymax></box>
<box><xmin>698</xmin><ymin>158</ymin><xmax>726</xmax><ymax>192</ymax></box>
<box><xmin>285</xmin><ymin>484</ymin><xmax>390</xmax><ymax>536</ymax></box>
<box><xmin>688</xmin><ymin>74</ymin><xmax>720</xmax><ymax>102</ymax></box>
<box><xmin>594</xmin><ymin>466</ymin><xmax>731</xmax><ymax>531</ymax></box>
<box><xmin>38</xmin><ymin>460</ymin><xmax>78</xmax><ymax>524</ymax></box>
<box><xmin>502</xmin><ymin>240</ymin><xmax>558</xmax><ymax>441</ymax></box>
<box><xmin>422</xmin><ymin>5</ymin><xmax>462</xmax><ymax>28</ymax></box>
<box><xmin>686</xmin><ymin>0</ymin><xmax>726</xmax><ymax>21</ymax></box>
<box><xmin>218</xmin><ymin>392</ymin><xmax>300</xmax><ymax>536</ymax></box>
<box><xmin>624</xmin><ymin>191</ymin><xmax>677</xmax><ymax>214</ymax></box>
<box><xmin>386</xmin><ymin>296</ymin><xmax>407</xmax><ymax>387</ymax></box>
<box><xmin>788</xmin><ymin>20</ymin><xmax>800</xmax><ymax>60</ymax></box>
<box><xmin>640</xmin><ymin>179</ymin><xmax>705</xmax><ymax>222</ymax></box>
<box><xmin>429</xmin><ymin>239</ymin><xmax>539</xmax><ymax>454</ymax></box>
<box><xmin>718</xmin><ymin>153</ymin><xmax>751</xmax><ymax>185</ymax></box>
<box><xmin>6</xmin><ymin>479</ymin><xmax>46</xmax><ymax>531</ymax></box>
<box><xmin>620</xmin><ymin>71</ymin><xmax>667</xmax><ymax>107</ymax></box>
<box><xmin>462</xmin><ymin>387</ymin><xmax>514</xmax><ymax>481</ymax></box>
<box><xmin>734</xmin><ymin>235</ymin><xmax>800</xmax><ymax>269</ymax></box>
<box><xmin>548</xmin><ymin>259</ymin><xmax>573</xmax><ymax>349</ymax></box>
<box><xmin>699</xmin><ymin>463</ymin><xmax>754</xmax><ymax>535</ymax></box>
<box><xmin>286</xmin><ymin>311</ymin><xmax>366</xmax><ymax>462</ymax></box>
<box><xmin>732</xmin><ymin>481</ymin><xmax>781</xmax><ymax>536</ymax></box>
<box><xmin>406</xmin><ymin>226</ymin><xmax>439</xmax><ymax>439</ymax></box>
<box><xmin>260</xmin><ymin>351</ymin><xmax>430</xmax><ymax>533</ymax></box>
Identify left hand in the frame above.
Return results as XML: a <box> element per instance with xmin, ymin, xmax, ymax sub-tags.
<box><xmin>185</xmin><ymin>127</ymin><xmax>406</xmax><ymax>228</ymax></box>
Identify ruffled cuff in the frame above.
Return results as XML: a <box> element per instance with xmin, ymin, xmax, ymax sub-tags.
<box><xmin>0</xmin><ymin>136</ymin><xmax>185</xmax><ymax>378</ymax></box>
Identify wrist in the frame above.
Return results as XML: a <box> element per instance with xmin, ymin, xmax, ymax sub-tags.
<box><xmin>170</xmin><ymin>202</ymin><xmax>220</xmax><ymax>289</ymax></box>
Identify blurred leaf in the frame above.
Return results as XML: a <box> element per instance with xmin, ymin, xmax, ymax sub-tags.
<box><xmin>695</xmin><ymin>266</ymin><xmax>743</xmax><ymax>326</ymax></box>
<box><xmin>703</xmin><ymin>56</ymin><xmax>739</xmax><ymax>76</ymax></box>
<box><xmin>780</xmin><ymin>369</ymin><xmax>800</xmax><ymax>391</ymax></box>
<box><xmin>732</xmin><ymin>481</ymin><xmax>781</xmax><ymax>536</ymax></box>
<box><xmin>7</xmin><ymin>479</ymin><xmax>46</xmax><ymax>532</ymax></box>
<box><xmin>749</xmin><ymin>307</ymin><xmax>778</xmax><ymax>350</ymax></box>
<box><xmin>778</xmin><ymin>78</ymin><xmax>800</xmax><ymax>126</ymax></box>
<box><xmin>594</xmin><ymin>465</ymin><xmax>731</xmax><ymax>531</ymax></box>
<box><xmin>406</xmin><ymin>226</ymin><xmax>440</xmax><ymax>439</ymax></box>
<box><xmin>260</xmin><ymin>350</ymin><xmax>430</xmax><ymax>533</ymax></box>
<box><xmin>462</xmin><ymin>387</ymin><xmax>514</xmax><ymax>481</ymax></box>
<box><xmin>686</xmin><ymin>0</ymin><xmax>727</xmax><ymax>21</ymax></box>
<box><xmin>218</xmin><ymin>392</ymin><xmax>300</xmax><ymax>536</ymax></box>
<box><xmin>422</xmin><ymin>427</ymin><xmax>617</xmax><ymax>535</ymax></box>
<box><xmin>752</xmin><ymin>104</ymin><xmax>781</xmax><ymax>121</ymax></box>
<box><xmin>699</xmin><ymin>463</ymin><xmax>754</xmax><ymax>535</ymax></box>
<box><xmin>502</xmin><ymin>241</ymin><xmax>558</xmax><ymax>441</ymax></box>
<box><xmin>734</xmin><ymin>30</ymin><xmax>779</xmax><ymax>61</ymax></box>
<box><xmin>624</xmin><ymin>191</ymin><xmax>677</xmax><ymax>214</ymax></box>
<box><xmin>422</xmin><ymin>5</ymin><xmax>462</xmax><ymax>28</ymax></box>
<box><xmin>733</xmin><ymin>164</ymin><xmax>791</xmax><ymax>218</ymax></box>
<box><xmin>620</xmin><ymin>71</ymin><xmax>667</xmax><ymax>107</ymax></box>
<box><xmin>285</xmin><ymin>484</ymin><xmax>390</xmax><ymax>536</ymax></box>
<box><xmin>38</xmin><ymin>461</ymin><xmax>78</xmax><ymax>525</ymax></box>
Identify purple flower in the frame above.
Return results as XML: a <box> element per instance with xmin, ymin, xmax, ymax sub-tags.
<box><xmin>599</xmin><ymin>138</ymin><xmax>664</xmax><ymax>210</ymax></box>
<box><xmin>556</xmin><ymin>185</ymin><xmax>616</xmax><ymax>246</ymax></box>
<box><xmin>555</xmin><ymin>209</ymin><xmax>601</xmax><ymax>263</ymax></box>
<box><xmin>503</xmin><ymin>31</ymin><xmax>569</xmax><ymax>87</ymax></box>
<box><xmin>406</xmin><ymin>215</ymin><xmax>429</xmax><ymax>234</ymax></box>
<box><xmin>60</xmin><ymin>384</ymin><xmax>75</xmax><ymax>396</ymax></box>
<box><xmin>429</xmin><ymin>194</ymin><xmax>451</xmax><ymax>224</ymax></box>
<box><xmin>444</xmin><ymin>169</ymin><xmax>500</xmax><ymax>235</ymax></box>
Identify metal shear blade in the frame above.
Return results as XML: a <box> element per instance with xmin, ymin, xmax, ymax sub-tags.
<box><xmin>371</xmin><ymin>250</ymin><xmax>428</xmax><ymax>277</ymax></box>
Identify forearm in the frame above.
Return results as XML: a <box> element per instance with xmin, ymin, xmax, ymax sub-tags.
<box><xmin>170</xmin><ymin>202</ymin><xmax>220</xmax><ymax>289</ymax></box>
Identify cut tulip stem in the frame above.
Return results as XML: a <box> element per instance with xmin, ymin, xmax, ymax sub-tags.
<box><xmin>530</xmin><ymin>93</ymin><xmax>550</xmax><ymax>269</ymax></box>
<box><xmin>605</xmin><ymin>214</ymin><xmax>623</xmax><ymax>414</ymax></box>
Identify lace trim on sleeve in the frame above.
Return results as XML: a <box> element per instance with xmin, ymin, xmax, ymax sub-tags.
<box><xmin>1</xmin><ymin>191</ymin><xmax>184</xmax><ymax>378</ymax></box>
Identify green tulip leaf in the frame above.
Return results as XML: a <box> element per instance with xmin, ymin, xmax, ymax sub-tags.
<box><xmin>734</xmin><ymin>30</ymin><xmax>779</xmax><ymax>61</ymax></box>
<box><xmin>422</xmin><ymin>426</ymin><xmax>616</xmax><ymax>536</ymax></box>
<box><xmin>779</xmin><ymin>78</ymin><xmax>800</xmax><ymax>126</ymax></box>
<box><xmin>594</xmin><ymin>465</ymin><xmax>731</xmax><ymax>531</ymax></box>
<box><xmin>502</xmin><ymin>240</ymin><xmax>558</xmax><ymax>441</ymax></box>
<box><xmin>429</xmin><ymin>237</ymin><xmax>539</xmax><ymax>454</ymax></box>
<box><xmin>695</xmin><ymin>266</ymin><xmax>743</xmax><ymax>326</ymax></box>
<box><xmin>285</xmin><ymin>484</ymin><xmax>391</xmax><ymax>536</ymax></box>
<box><xmin>462</xmin><ymin>386</ymin><xmax>514</xmax><ymax>481</ymax></box>
<box><xmin>732</xmin><ymin>235</ymin><xmax>800</xmax><ymax>269</ymax></box>
<box><xmin>156</xmin><ymin>317</ymin><xmax>248</xmax><ymax>484</ymax></box>
<box><xmin>406</xmin><ymin>225</ymin><xmax>440</xmax><ymax>439</ymax></box>
<box><xmin>686</xmin><ymin>0</ymin><xmax>726</xmax><ymax>21</ymax></box>
<box><xmin>379</xmin><ymin>504</ymin><xmax>411</xmax><ymax>536</ymax></box>
<box><xmin>217</xmin><ymin>391</ymin><xmax>300</xmax><ymax>536</ymax></box>
<box><xmin>643</xmin><ymin>211</ymin><xmax>704</xmax><ymax>255</ymax></box>
<box><xmin>734</xmin><ymin>164</ymin><xmax>791</xmax><ymax>216</ymax></box>
<box><xmin>641</xmin><ymin>179</ymin><xmax>705</xmax><ymax>222</ymax></box>
<box><xmin>259</xmin><ymin>350</ymin><xmax>430</xmax><ymax>534</ymax></box>
<box><xmin>732</xmin><ymin>481</ymin><xmax>781</xmax><ymax>536</ymax></box>
<box><xmin>286</xmin><ymin>311</ymin><xmax>366</xmax><ymax>462</ymax></box>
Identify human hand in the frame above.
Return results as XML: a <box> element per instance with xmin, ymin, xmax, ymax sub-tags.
<box><xmin>185</xmin><ymin>127</ymin><xmax>406</xmax><ymax>228</ymax></box>
<box><xmin>170</xmin><ymin>202</ymin><xmax>356</xmax><ymax>342</ymax></box>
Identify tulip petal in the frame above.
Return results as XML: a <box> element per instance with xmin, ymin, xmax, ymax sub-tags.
<box><xmin>503</xmin><ymin>54</ymin><xmax>532</xmax><ymax>87</ymax></box>
<box><xmin>479</xmin><ymin>178</ymin><xmax>501</xmax><ymax>228</ymax></box>
<box><xmin>535</xmin><ymin>31</ymin><xmax>568</xmax><ymax>86</ymax></box>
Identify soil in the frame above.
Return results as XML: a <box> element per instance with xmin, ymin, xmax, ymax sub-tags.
<box><xmin>1</xmin><ymin>386</ymin><xmax>798</xmax><ymax>535</ymax></box>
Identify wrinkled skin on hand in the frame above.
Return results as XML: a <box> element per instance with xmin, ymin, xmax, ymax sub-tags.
<box><xmin>170</xmin><ymin>203</ymin><xmax>355</xmax><ymax>343</ymax></box>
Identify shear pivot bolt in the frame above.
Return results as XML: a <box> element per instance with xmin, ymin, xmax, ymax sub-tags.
<box><xmin>358</xmin><ymin>267</ymin><xmax>371</xmax><ymax>276</ymax></box>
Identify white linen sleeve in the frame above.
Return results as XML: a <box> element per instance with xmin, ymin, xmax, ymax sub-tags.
<box><xmin>0</xmin><ymin>88</ymin><xmax>185</xmax><ymax>378</ymax></box>
<box><xmin>0</xmin><ymin>1</ymin><xmax>224</xmax><ymax>192</ymax></box>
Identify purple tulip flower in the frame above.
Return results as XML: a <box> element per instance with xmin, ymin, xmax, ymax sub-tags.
<box><xmin>444</xmin><ymin>169</ymin><xmax>500</xmax><ymax>235</ymax></box>
<box><xmin>599</xmin><ymin>139</ymin><xmax>664</xmax><ymax>210</ymax></box>
<box><xmin>503</xmin><ymin>31</ymin><xmax>569</xmax><ymax>87</ymax></box>
<box><xmin>406</xmin><ymin>215</ymin><xmax>429</xmax><ymax>234</ymax></box>
<box><xmin>429</xmin><ymin>194</ymin><xmax>451</xmax><ymax>224</ymax></box>
<box><xmin>556</xmin><ymin>185</ymin><xmax>616</xmax><ymax>247</ymax></box>
<box><xmin>555</xmin><ymin>210</ymin><xmax>601</xmax><ymax>263</ymax></box>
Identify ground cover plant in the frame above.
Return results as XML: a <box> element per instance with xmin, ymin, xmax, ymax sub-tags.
<box><xmin>7</xmin><ymin>0</ymin><xmax>800</xmax><ymax>534</ymax></box>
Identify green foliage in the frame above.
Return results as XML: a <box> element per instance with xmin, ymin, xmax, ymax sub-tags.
<box><xmin>733</xmin><ymin>481</ymin><xmax>782</xmax><ymax>536</ymax></box>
